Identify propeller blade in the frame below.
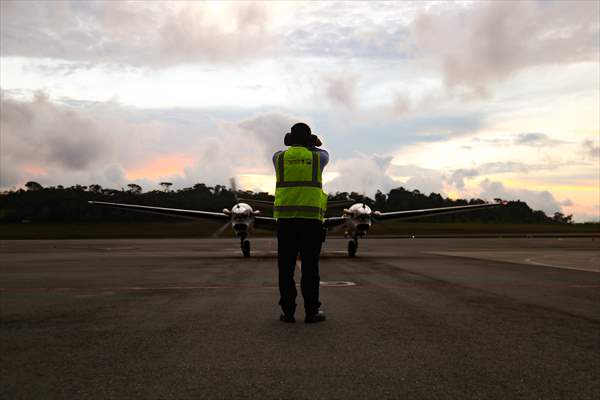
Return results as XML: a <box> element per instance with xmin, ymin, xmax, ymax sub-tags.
<box><xmin>329</xmin><ymin>221</ymin><xmax>348</xmax><ymax>234</ymax></box>
<box><xmin>229</xmin><ymin>177</ymin><xmax>239</xmax><ymax>203</ymax></box>
<box><xmin>211</xmin><ymin>220</ymin><xmax>232</xmax><ymax>238</ymax></box>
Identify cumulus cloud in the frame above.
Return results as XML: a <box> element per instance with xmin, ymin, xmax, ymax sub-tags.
<box><xmin>326</xmin><ymin>154</ymin><xmax>398</xmax><ymax>195</ymax></box>
<box><xmin>0</xmin><ymin>92</ymin><xmax>307</xmax><ymax>191</ymax></box>
<box><xmin>479</xmin><ymin>178</ymin><xmax>562</xmax><ymax>215</ymax></box>
<box><xmin>1</xmin><ymin>91</ymin><xmax>111</xmax><ymax>174</ymax></box>
<box><xmin>387</xmin><ymin>164</ymin><xmax>446</xmax><ymax>195</ymax></box>
<box><xmin>177</xmin><ymin>111</ymin><xmax>302</xmax><ymax>186</ymax></box>
<box><xmin>412</xmin><ymin>0</ymin><xmax>600</xmax><ymax>95</ymax></box>
<box><xmin>323</xmin><ymin>73</ymin><xmax>359</xmax><ymax>109</ymax></box>
<box><xmin>0</xmin><ymin>1</ymin><xmax>282</xmax><ymax>66</ymax></box>
<box><xmin>447</xmin><ymin>169</ymin><xmax>479</xmax><ymax>190</ymax></box>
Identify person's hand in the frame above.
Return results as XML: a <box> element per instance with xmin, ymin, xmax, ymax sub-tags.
<box><xmin>311</xmin><ymin>135</ymin><xmax>322</xmax><ymax>147</ymax></box>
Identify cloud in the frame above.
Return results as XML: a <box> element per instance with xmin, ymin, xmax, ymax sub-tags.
<box><xmin>176</xmin><ymin>111</ymin><xmax>301</xmax><ymax>186</ymax></box>
<box><xmin>0</xmin><ymin>1</ymin><xmax>283</xmax><ymax>66</ymax></box>
<box><xmin>560</xmin><ymin>199</ymin><xmax>573</xmax><ymax>207</ymax></box>
<box><xmin>581</xmin><ymin>139</ymin><xmax>600</xmax><ymax>160</ymax></box>
<box><xmin>447</xmin><ymin>169</ymin><xmax>479</xmax><ymax>190</ymax></box>
<box><xmin>0</xmin><ymin>93</ymin><xmax>254</xmax><ymax>189</ymax></box>
<box><xmin>412</xmin><ymin>0</ymin><xmax>600</xmax><ymax>95</ymax></box>
<box><xmin>387</xmin><ymin>164</ymin><xmax>446</xmax><ymax>195</ymax></box>
<box><xmin>388</xmin><ymin>93</ymin><xmax>411</xmax><ymax>116</ymax></box>
<box><xmin>478</xmin><ymin>178</ymin><xmax>562</xmax><ymax>215</ymax></box>
<box><xmin>0</xmin><ymin>93</ymin><xmax>307</xmax><ymax>191</ymax></box>
<box><xmin>323</xmin><ymin>73</ymin><xmax>359</xmax><ymax>108</ymax></box>
<box><xmin>513</xmin><ymin>132</ymin><xmax>564</xmax><ymax>147</ymax></box>
<box><xmin>326</xmin><ymin>154</ymin><xmax>398</xmax><ymax>195</ymax></box>
<box><xmin>446</xmin><ymin>161</ymin><xmax>564</xmax><ymax>189</ymax></box>
<box><xmin>573</xmin><ymin>212</ymin><xmax>600</xmax><ymax>223</ymax></box>
<box><xmin>0</xmin><ymin>91</ymin><xmax>111</xmax><ymax>173</ymax></box>
<box><xmin>104</xmin><ymin>164</ymin><xmax>125</xmax><ymax>184</ymax></box>
<box><xmin>285</xmin><ymin>13</ymin><xmax>412</xmax><ymax>59</ymax></box>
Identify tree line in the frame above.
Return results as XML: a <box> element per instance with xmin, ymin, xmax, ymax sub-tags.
<box><xmin>0</xmin><ymin>181</ymin><xmax>574</xmax><ymax>224</ymax></box>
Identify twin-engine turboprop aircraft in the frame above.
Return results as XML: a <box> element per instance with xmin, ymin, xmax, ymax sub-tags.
<box><xmin>323</xmin><ymin>201</ymin><xmax>506</xmax><ymax>256</ymax></box>
<box><xmin>89</xmin><ymin>186</ymin><xmax>505</xmax><ymax>257</ymax></box>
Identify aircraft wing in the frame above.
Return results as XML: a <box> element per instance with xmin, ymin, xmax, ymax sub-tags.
<box><xmin>238</xmin><ymin>199</ymin><xmax>353</xmax><ymax>209</ymax></box>
<box><xmin>237</xmin><ymin>198</ymin><xmax>274</xmax><ymax>208</ymax></box>
<box><xmin>253</xmin><ymin>216</ymin><xmax>278</xmax><ymax>230</ymax></box>
<box><xmin>375</xmin><ymin>202</ymin><xmax>504</xmax><ymax>221</ymax></box>
<box><xmin>324</xmin><ymin>217</ymin><xmax>347</xmax><ymax>229</ymax></box>
<box><xmin>88</xmin><ymin>201</ymin><xmax>230</xmax><ymax>221</ymax></box>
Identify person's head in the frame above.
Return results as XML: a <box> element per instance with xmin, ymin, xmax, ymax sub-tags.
<box><xmin>284</xmin><ymin>122</ymin><xmax>320</xmax><ymax>147</ymax></box>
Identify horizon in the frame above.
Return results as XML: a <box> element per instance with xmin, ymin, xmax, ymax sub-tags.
<box><xmin>5</xmin><ymin>179</ymin><xmax>594</xmax><ymax>223</ymax></box>
<box><xmin>1</xmin><ymin>1</ymin><xmax>598</xmax><ymax>222</ymax></box>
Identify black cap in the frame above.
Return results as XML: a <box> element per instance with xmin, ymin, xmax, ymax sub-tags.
<box><xmin>289</xmin><ymin>122</ymin><xmax>311</xmax><ymax>145</ymax></box>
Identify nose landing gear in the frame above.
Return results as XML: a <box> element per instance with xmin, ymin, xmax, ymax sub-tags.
<box><xmin>346</xmin><ymin>230</ymin><xmax>367</xmax><ymax>258</ymax></box>
<box><xmin>348</xmin><ymin>238</ymin><xmax>358</xmax><ymax>257</ymax></box>
<box><xmin>237</xmin><ymin>232</ymin><xmax>251</xmax><ymax>257</ymax></box>
<box><xmin>241</xmin><ymin>239</ymin><xmax>251</xmax><ymax>257</ymax></box>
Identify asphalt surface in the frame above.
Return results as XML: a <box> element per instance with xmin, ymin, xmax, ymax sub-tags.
<box><xmin>1</xmin><ymin>237</ymin><xmax>599</xmax><ymax>399</ymax></box>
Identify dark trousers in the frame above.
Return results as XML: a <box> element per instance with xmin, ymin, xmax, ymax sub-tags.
<box><xmin>277</xmin><ymin>218</ymin><xmax>323</xmax><ymax>316</ymax></box>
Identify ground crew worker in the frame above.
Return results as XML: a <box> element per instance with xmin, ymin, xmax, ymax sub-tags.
<box><xmin>273</xmin><ymin>122</ymin><xmax>328</xmax><ymax>323</ymax></box>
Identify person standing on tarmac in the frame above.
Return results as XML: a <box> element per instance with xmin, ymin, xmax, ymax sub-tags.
<box><xmin>273</xmin><ymin>122</ymin><xmax>328</xmax><ymax>323</ymax></box>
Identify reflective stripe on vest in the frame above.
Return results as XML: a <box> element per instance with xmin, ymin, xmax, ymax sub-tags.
<box><xmin>274</xmin><ymin>147</ymin><xmax>326</xmax><ymax>221</ymax></box>
<box><xmin>273</xmin><ymin>205</ymin><xmax>325</xmax><ymax>216</ymax></box>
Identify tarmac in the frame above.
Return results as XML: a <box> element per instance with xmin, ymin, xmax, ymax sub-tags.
<box><xmin>1</xmin><ymin>237</ymin><xmax>599</xmax><ymax>399</ymax></box>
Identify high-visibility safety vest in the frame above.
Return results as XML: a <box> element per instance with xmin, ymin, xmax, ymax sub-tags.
<box><xmin>274</xmin><ymin>146</ymin><xmax>328</xmax><ymax>221</ymax></box>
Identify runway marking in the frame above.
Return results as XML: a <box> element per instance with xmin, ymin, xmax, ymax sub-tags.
<box><xmin>320</xmin><ymin>281</ymin><xmax>357</xmax><ymax>287</ymax></box>
<box><xmin>523</xmin><ymin>256</ymin><xmax>600</xmax><ymax>273</ymax></box>
<box><xmin>425</xmin><ymin>251</ymin><xmax>600</xmax><ymax>273</ymax></box>
<box><xmin>1</xmin><ymin>282</ymin><xmax>598</xmax><ymax>293</ymax></box>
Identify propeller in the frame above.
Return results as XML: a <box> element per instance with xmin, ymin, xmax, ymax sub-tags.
<box><xmin>229</xmin><ymin>177</ymin><xmax>239</xmax><ymax>203</ymax></box>
<box><xmin>211</xmin><ymin>220</ymin><xmax>232</xmax><ymax>238</ymax></box>
<box><xmin>328</xmin><ymin>223</ymin><xmax>347</xmax><ymax>234</ymax></box>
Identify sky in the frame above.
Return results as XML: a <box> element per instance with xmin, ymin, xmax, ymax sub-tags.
<box><xmin>0</xmin><ymin>0</ymin><xmax>598</xmax><ymax>222</ymax></box>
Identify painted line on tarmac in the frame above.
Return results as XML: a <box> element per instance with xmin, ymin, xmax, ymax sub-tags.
<box><xmin>425</xmin><ymin>251</ymin><xmax>600</xmax><ymax>273</ymax></box>
<box><xmin>1</xmin><ymin>282</ymin><xmax>598</xmax><ymax>293</ymax></box>
<box><xmin>524</xmin><ymin>257</ymin><xmax>600</xmax><ymax>273</ymax></box>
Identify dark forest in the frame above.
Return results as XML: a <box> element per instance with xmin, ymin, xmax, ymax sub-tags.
<box><xmin>0</xmin><ymin>181</ymin><xmax>576</xmax><ymax>225</ymax></box>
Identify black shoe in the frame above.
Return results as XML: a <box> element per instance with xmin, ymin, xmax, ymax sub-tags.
<box><xmin>304</xmin><ymin>310</ymin><xmax>326</xmax><ymax>323</ymax></box>
<box><xmin>280</xmin><ymin>314</ymin><xmax>296</xmax><ymax>323</ymax></box>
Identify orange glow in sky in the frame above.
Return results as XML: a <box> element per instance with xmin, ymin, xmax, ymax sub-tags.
<box><xmin>22</xmin><ymin>164</ymin><xmax>48</xmax><ymax>176</ymax></box>
<box><xmin>125</xmin><ymin>155</ymin><xmax>194</xmax><ymax>181</ymax></box>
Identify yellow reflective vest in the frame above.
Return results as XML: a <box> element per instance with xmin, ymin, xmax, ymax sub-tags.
<box><xmin>274</xmin><ymin>146</ymin><xmax>328</xmax><ymax>221</ymax></box>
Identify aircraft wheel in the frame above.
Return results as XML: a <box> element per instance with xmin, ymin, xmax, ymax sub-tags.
<box><xmin>242</xmin><ymin>240</ymin><xmax>251</xmax><ymax>258</ymax></box>
<box><xmin>348</xmin><ymin>239</ymin><xmax>357</xmax><ymax>257</ymax></box>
